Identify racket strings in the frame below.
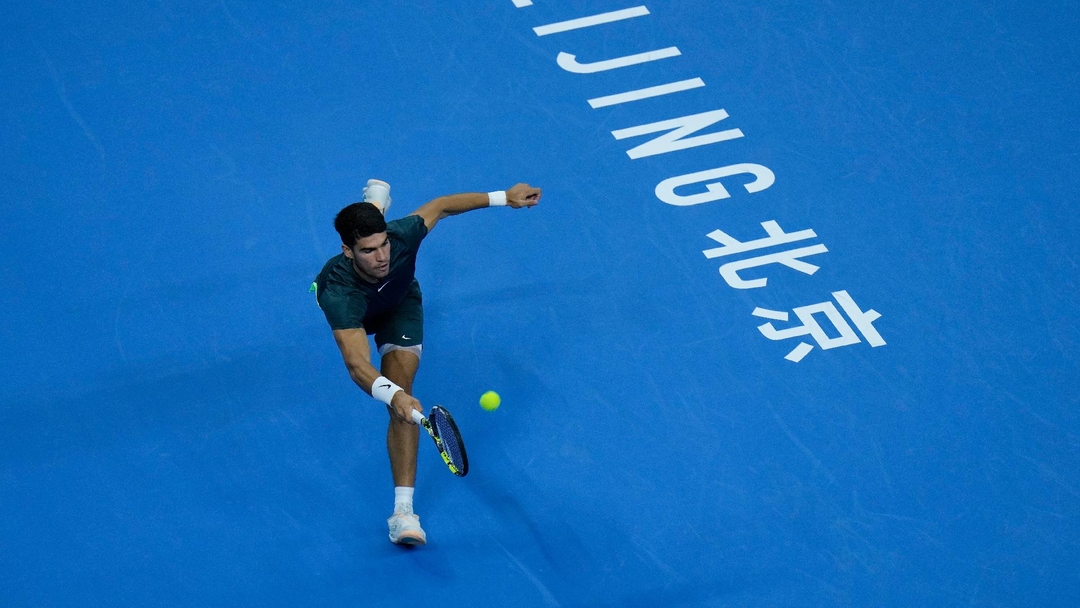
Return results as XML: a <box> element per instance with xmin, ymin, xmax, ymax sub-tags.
<box><xmin>431</xmin><ymin>410</ymin><xmax>467</xmax><ymax>470</ymax></box>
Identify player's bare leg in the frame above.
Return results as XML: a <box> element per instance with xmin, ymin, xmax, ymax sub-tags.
<box><xmin>381</xmin><ymin>348</ymin><xmax>420</xmax><ymax>487</ymax></box>
<box><xmin>382</xmin><ymin>348</ymin><xmax>425</xmax><ymax>544</ymax></box>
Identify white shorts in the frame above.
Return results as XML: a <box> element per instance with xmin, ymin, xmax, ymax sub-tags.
<box><xmin>378</xmin><ymin>343</ymin><xmax>423</xmax><ymax>360</ymax></box>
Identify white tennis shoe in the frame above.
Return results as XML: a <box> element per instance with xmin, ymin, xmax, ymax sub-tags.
<box><xmin>363</xmin><ymin>179</ymin><xmax>392</xmax><ymax>215</ymax></box>
<box><xmin>387</xmin><ymin>509</ymin><xmax>427</xmax><ymax>545</ymax></box>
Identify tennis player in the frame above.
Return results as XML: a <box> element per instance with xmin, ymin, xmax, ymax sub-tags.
<box><xmin>313</xmin><ymin>182</ymin><xmax>541</xmax><ymax>545</ymax></box>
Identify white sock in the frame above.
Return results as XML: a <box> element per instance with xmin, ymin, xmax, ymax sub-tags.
<box><xmin>394</xmin><ymin>486</ymin><xmax>414</xmax><ymax>513</ymax></box>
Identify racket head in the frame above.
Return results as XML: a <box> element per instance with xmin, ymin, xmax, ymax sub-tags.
<box><xmin>429</xmin><ymin>405</ymin><xmax>469</xmax><ymax>477</ymax></box>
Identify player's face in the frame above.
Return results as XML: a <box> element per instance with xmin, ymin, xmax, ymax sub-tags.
<box><xmin>344</xmin><ymin>232</ymin><xmax>391</xmax><ymax>282</ymax></box>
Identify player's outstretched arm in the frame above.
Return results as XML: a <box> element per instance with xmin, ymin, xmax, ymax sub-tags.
<box><xmin>410</xmin><ymin>183</ymin><xmax>541</xmax><ymax>231</ymax></box>
<box><xmin>332</xmin><ymin>328</ymin><xmax>422</xmax><ymax>423</ymax></box>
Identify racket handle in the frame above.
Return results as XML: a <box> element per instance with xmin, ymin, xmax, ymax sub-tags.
<box><xmin>411</xmin><ymin>409</ymin><xmax>424</xmax><ymax>425</ymax></box>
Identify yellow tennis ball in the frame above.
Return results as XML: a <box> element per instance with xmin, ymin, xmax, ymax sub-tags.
<box><xmin>479</xmin><ymin>391</ymin><xmax>501</xmax><ymax>411</ymax></box>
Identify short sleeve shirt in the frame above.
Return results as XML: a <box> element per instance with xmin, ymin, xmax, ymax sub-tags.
<box><xmin>314</xmin><ymin>214</ymin><xmax>428</xmax><ymax>330</ymax></box>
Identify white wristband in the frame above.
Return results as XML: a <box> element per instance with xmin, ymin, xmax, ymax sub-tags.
<box><xmin>488</xmin><ymin>190</ymin><xmax>507</xmax><ymax>206</ymax></box>
<box><xmin>371</xmin><ymin>376</ymin><xmax>404</xmax><ymax>405</ymax></box>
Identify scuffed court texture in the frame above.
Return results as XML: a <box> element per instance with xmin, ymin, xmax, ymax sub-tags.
<box><xmin>2</xmin><ymin>2</ymin><xmax>1078</xmax><ymax>606</ymax></box>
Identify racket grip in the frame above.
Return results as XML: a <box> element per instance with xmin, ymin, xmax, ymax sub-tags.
<box><xmin>411</xmin><ymin>409</ymin><xmax>424</xmax><ymax>425</ymax></box>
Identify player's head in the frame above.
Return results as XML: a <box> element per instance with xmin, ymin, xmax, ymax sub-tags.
<box><xmin>336</xmin><ymin>202</ymin><xmax>390</xmax><ymax>282</ymax></box>
<box><xmin>335</xmin><ymin>202</ymin><xmax>387</xmax><ymax>247</ymax></box>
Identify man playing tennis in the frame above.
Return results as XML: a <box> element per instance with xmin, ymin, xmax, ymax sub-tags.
<box><xmin>313</xmin><ymin>182</ymin><xmax>541</xmax><ymax>545</ymax></box>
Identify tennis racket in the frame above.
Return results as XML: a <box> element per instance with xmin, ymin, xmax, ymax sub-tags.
<box><xmin>411</xmin><ymin>405</ymin><xmax>469</xmax><ymax>477</ymax></box>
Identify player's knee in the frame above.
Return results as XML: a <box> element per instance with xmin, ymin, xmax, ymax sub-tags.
<box><xmin>386</xmin><ymin>405</ymin><xmax>417</xmax><ymax>426</ymax></box>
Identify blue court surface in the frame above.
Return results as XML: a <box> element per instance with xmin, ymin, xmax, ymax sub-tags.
<box><xmin>2</xmin><ymin>2</ymin><xmax>1078</xmax><ymax>606</ymax></box>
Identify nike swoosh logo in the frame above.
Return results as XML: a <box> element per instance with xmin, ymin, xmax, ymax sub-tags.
<box><xmin>401</xmin><ymin>335</ymin><xmax>412</xmax><ymax>341</ymax></box>
<box><xmin>377</xmin><ymin>383</ymin><xmax>391</xmax><ymax>389</ymax></box>
<box><xmin>377</xmin><ymin>280</ymin><xmax>392</xmax><ymax>292</ymax></box>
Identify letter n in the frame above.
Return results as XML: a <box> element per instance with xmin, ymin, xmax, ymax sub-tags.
<box><xmin>611</xmin><ymin>109</ymin><xmax>744</xmax><ymax>160</ymax></box>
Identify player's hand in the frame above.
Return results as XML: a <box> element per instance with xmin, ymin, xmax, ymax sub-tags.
<box><xmin>390</xmin><ymin>392</ymin><xmax>422</xmax><ymax>424</ymax></box>
<box><xmin>506</xmin><ymin>183</ymin><xmax>541</xmax><ymax>208</ymax></box>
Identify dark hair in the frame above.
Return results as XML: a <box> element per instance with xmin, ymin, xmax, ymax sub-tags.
<box><xmin>334</xmin><ymin>202</ymin><xmax>387</xmax><ymax>247</ymax></box>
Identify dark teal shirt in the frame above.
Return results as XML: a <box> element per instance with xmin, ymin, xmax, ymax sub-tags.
<box><xmin>314</xmin><ymin>214</ymin><xmax>428</xmax><ymax>330</ymax></box>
